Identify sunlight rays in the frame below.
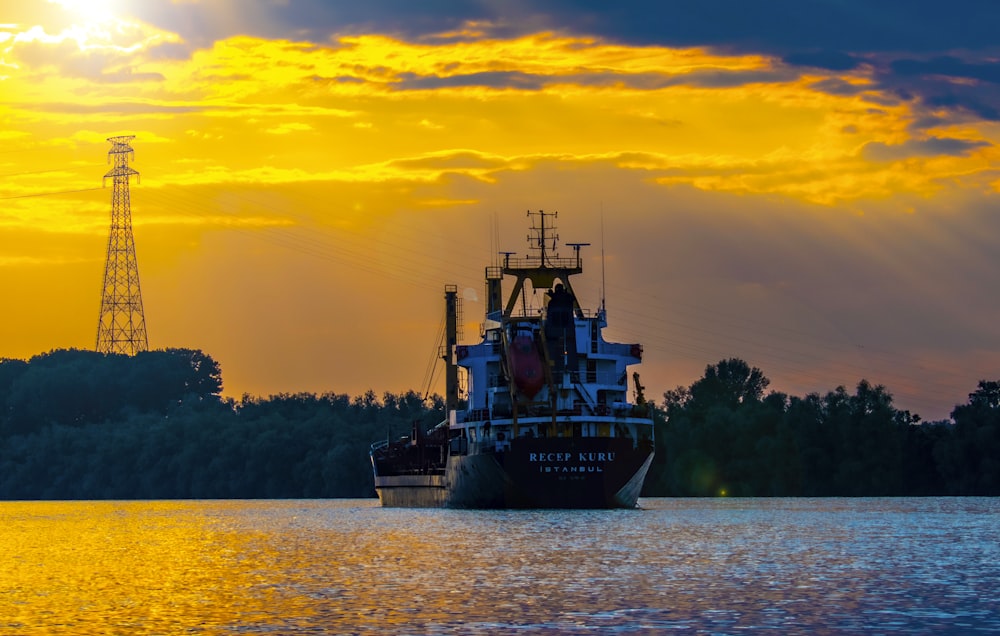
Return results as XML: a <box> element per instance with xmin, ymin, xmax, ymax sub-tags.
<box><xmin>1</xmin><ymin>3</ymin><xmax>998</xmax><ymax>418</ymax></box>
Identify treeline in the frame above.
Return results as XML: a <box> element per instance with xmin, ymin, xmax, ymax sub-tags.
<box><xmin>644</xmin><ymin>358</ymin><xmax>1000</xmax><ymax>497</ymax></box>
<box><xmin>0</xmin><ymin>349</ymin><xmax>442</xmax><ymax>499</ymax></box>
<box><xmin>1</xmin><ymin>350</ymin><xmax>997</xmax><ymax>499</ymax></box>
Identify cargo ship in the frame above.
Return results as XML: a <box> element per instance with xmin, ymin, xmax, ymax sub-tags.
<box><xmin>370</xmin><ymin>210</ymin><xmax>654</xmax><ymax>508</ymax></box>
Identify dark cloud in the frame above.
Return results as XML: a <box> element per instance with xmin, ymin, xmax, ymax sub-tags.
<box><xmin>123</xmin><ymin>0</ymin><xmax>999</xmax><ymax>54</ymax></box>
<box><xmin>891</xmin><ymin>57</ymin><xmax>1000</xmax><ymax>84</ymax></box>
<box><xmin>862</xmin><ymin>137</ymin><xmax>992</xmax><ymax>162</ymax></box>
<box><xmin>395</xmin><ymin>71</ymin><xmax>548</xmax><ymax>91</ymax></box>
<box><xmin>883</xmin><ymin>57</ymin><xmax>1000</xmax><ymax>121</ymax></box>
<box><xmin>122</xmin><ymin>1</ymin><xmax>478</xmax><ymax>49</ymax></box>
<box><xmin>925</xmin><ymin>92</ymin><xmax>1000</xmax><ymax>121</ymax></box>
<box><xmin>392</xmin><ymin>68</ymin><xmax>796</xmax><ymax>91</ymax></box>
<box><xmin>783</xmin><ymin>50</ymin><xmax>863</xmax><ymax>72</ymax></box>
<box><xmin>145</xmin><ymin>41</ymin><xmax>205</xmax><ymax>62</ymax></box>
<box><xmin>120</xmin><ymin>1</ymin><xmax>1000</xmax><ymax>124</ymax></box>
<box><xmin>527</xmin><ymin>0</ymin><xmax>999</xmax><ymax>54</ymax></box>
<box><xmin>808</xmin><ymin>78</ymin><xmax>867</xmax><ymax>97</ymax></box>
<box><xmin>908</xmin><ymin>114</ymin><xmax>949</xmax><ymax>132</ymax></box>
<box><xmin>662</xmin><ymin>68</ymin><xmax>799</xmax><ymax>89</ymax></box>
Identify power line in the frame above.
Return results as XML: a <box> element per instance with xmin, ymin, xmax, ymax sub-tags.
<box><xmin>0</xmin><ymin>169</ymin><xmax>65</xmax><ymax>178</ymax></box>
<box><xmin>6</xmin><ymin>166</ymin><xmax>983</xmax><ymax>417</ymax></box>
<box><xmin>0</xmin><ymin>186</ymin><xmax>103</xmax><ymax>199</ymax></box>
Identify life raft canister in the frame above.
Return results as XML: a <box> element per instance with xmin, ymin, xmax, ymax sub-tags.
<box><xmin>509</xmin><ymin>331</ymin><xmax>544</xmax><ymax>399</ymax></box>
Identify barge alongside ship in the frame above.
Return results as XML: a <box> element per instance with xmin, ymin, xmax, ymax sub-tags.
<box><xmin>370</xmin><ymin>211</ymin><xmax>654</xmax><ymax>508</ymax></box>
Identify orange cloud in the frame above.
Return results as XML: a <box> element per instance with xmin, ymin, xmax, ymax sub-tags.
<box><xmin>1</xmin><ymin>7</ymin><xmax>998</xmax><ymax>419</ymax></box>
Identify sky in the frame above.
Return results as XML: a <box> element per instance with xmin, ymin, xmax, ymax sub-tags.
<box><xmin>1</xmin><ymin>0</ymin><xmax>998</xmax><ymax>421</ymax></box>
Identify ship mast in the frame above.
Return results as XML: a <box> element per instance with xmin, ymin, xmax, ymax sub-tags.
<box><xmin>495</xmin><ymin>211</ymin><xmax>592</xmax><ymax>432</ymax></box>
<box><xmin>500</xmin><ymin>210</ymin><xmax>587</xmax><ymax>317</ymax></box>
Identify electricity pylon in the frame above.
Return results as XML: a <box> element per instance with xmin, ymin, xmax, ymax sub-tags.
<box><xmin>96</xmin><ymin>135</ymin><xmax>149</xmax><ymax>355</ymax></box>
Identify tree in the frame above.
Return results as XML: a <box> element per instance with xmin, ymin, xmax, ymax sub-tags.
<box><xmin>689</xmin><ymin>358</ymin><xmax>770</xmax><ymax>411</ymax></box>
<box><xmin>644</xmin><ymin>360</ymin><xmax>945</xmax><ymax>497</ymax></box>
<box><xmin>648</xmin><ymin>359</ymin><xmax>779</xmax><ymax>496</ymax></box>
<box><xmin>939</xmin><ymin>380</ymin><xmax>1000</xmax><ymax>494</ymax></box>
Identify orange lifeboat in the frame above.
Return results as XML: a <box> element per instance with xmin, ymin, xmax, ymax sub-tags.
<box><xmin>509</xmin><ymin>330</ymin><xmax>544</xmax><ymax>399</ymax></box>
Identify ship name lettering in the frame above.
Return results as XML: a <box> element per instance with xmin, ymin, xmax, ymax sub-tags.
<box><xmin>577</xmin><ymin>452</ymin><xmax>615</xmax><ymax>462</ymax></box>
<box><xmin>528</xmin><ymin>452</ymin><xmax>617</xmax><ymax>463</ymax></box>
<box><xmin>528</xmin><ymin>452</ymin><xmax>574</xmax><ymax>462</ymax></box>
<box><xmin>541</xmin><ymin>466</ymin><xmax>603</xmax><ymax>473</ymax></box>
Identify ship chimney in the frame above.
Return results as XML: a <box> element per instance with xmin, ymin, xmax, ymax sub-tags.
<box><xmin>444</xmin><ymin>285</ymin><xmax>459</xmax><ymax>413</ymax></box>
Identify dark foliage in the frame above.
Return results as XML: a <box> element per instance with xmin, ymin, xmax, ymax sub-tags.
<box><xmin>1</xmin><ymin>350</ymin><xmax>995</xmax><ymax>499</ymax></box>
<box><xmin>0</xmin><ymin>349</ymin><xmax>443</xmax><ymax>500</ymax></box>
<box><xmin>644</xmin><ymin>359</ymin><xmax>1000</xmax><ymax>496</ymax></box>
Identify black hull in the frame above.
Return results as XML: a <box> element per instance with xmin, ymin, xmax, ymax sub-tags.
<box><xmin>374</xmin><ymin>436</ymin><xmax>653</xmax><ymax>509</ymax></box>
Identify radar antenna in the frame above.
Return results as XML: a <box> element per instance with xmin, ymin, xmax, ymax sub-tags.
<box><xmin>527</xmin><ymin>209</ymin><xmax>558</xmax><ymax>266</ymax></box>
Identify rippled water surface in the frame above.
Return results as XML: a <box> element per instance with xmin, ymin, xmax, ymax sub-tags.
<box><xmin>1</xmin><ymin>498</ymin><xmax>997</xmax><ymax>634</ymax></box>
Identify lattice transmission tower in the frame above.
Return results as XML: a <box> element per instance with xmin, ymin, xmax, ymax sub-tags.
<box><xmin>96</xmin><ymin>135</ymin><xmax>149</xmax><ymax>355</ymax></box>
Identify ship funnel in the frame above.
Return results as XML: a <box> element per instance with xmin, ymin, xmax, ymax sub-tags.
<box><xmin>444</xmin><ymin>285</ymin><xmax>459</xmax><ymax>413</ymax></box>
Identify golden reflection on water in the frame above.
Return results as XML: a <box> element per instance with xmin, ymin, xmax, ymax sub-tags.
<box><xmin>1</xmin><ymin>498</ymin><xmax>998</xmax><ymax>634</ymax></box>
<box><xmin>0</xmin><ymin>501</ymin><xmax>311</xmax><ymax>635</ymax></box>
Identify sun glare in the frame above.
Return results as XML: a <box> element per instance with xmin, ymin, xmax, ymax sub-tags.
<box><xmin>48</xmin><ymin>0</ymin><xmax>118</xmax><ymax>23</ymax></box>
<box><xmin>33</xmin><ymin>0</ymin><xmax>168</xmax><ymax>54</ymax></box>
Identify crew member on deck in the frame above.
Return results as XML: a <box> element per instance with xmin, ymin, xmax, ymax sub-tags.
<box><xmin>545</xmin><ymin>283</ymin><xmax>577</xmax><ymax>373</ymax></box>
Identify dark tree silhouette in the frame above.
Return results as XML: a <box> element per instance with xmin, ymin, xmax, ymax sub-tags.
<box><xmin>2</xmin><ymin>350</ymin><xmax>997</xmax><ymax>499</ymax></box>
<box><xmin>645</xmin><ymin>358</ymin><xmax>998</xmax><ymax>497</ymax></box>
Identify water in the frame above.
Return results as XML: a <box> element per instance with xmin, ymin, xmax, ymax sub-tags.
<box><xmin>1</xmin><ymin>498</ymin><xmax>997</xmax><ymax>634</ymax></box>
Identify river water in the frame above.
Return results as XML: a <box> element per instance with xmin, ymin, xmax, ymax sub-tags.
<box><xmin>1</xmin><ymin>498</ymin><xmax>997</xmax><ymax>634</ymax></box>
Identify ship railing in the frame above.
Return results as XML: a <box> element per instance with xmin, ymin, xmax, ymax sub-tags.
<box><xmin>507</xmin><ymin>307</ymin><xmax>597</xmax><ymax>320</ymax></box>
<box><xmin>460</xmin><ymin>408</ymin><xmax>492</xmax><ymax>423</ymax></box>
<box><xmin>459</xmin><ymin>396</ymin><xmax>653</xmax><ymax>423</ymax></box>
<box><xmin>483</xmin><ymin>370</ymin><xmax>621</xmax><ymax>389</ymax></box>
<box><xmin>556</xmin><ymin>404</ymin><xmax>584</xmax><ymax>416</ymax></box>
<box><xmin>598</xmin><ymin>342</ymin><xmax>643</xmax><ymax>359</ymax></box>
<box><xmin>576</xmin><ymin>371</ymin><xmax>627</xmax><ymax>386</ymax></box>
<box><xmin>502</xmin><ymin>255</ymin><xmax>582</xmax><ymax>271</ymax></box>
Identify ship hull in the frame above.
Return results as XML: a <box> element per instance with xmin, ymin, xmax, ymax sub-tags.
<box><xmin>373</xmin><ymin>474</ymin><xmax>448</xmax><ymax>508</ymax></box>
<box><xmin>374</xmin><ymin>436</ymin><xmax>653</xmax><ymax>509</ymax></box>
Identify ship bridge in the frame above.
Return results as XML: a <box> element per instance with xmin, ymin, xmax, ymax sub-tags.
<box><xmin>489</xmin><ymin>211</ymin><xmax>589</xmax><ymax>321</ymax></box>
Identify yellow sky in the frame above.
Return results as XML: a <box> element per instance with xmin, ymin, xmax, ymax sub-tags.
<box><xmin>2</xmin><ymin>2</ymin><xmax>999</xmax><ymax>420</ymax></box>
